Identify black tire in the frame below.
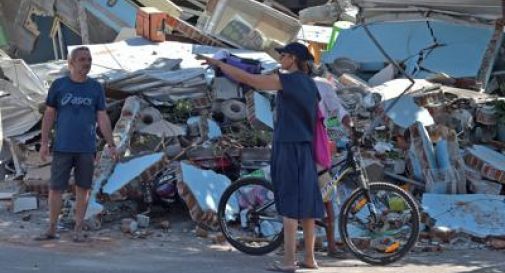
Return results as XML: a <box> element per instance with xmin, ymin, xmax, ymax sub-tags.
<box><xmin>339</xmin><ymin>182</ymin><xmax>420</xmax><ymax>265</ymax></box>
<box><xmin>217</xmin><ymin>177</ymin><xmax>283</xmax><ymax>255</ymax></box>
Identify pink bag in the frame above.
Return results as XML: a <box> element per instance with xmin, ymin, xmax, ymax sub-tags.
<box><xmin>313</xmin><ymin>107</ymin><xmax>331</xmax><ymax>169</ymax></box>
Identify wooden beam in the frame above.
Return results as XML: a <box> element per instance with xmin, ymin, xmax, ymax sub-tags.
<box><xmin>77</xmin><ymin>0</ymin><xmax>90</xmax><ymax>44</ymax></box>
<box><xmin>477</xmin><ymin>20</ymin><xmax>505</xmax><ymax>92</ymax></box>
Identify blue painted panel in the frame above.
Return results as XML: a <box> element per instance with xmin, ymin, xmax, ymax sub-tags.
<box><xmin>322</xmin><ymin>20</ymin><xmax>494</xmax><ymax>79</ymax></box>
<box><xmin>418</xmin><ymin>22</ymin><xmax>493</xmax><ymax>78</ymax></box>
<box><xmin>435</xmin><ymin>139</ymin><xmax>450</xmax><ymax>170</ymax></box>
<box><xmin>94</xmin><ymin>0</ymin><xmax>137</xmax><ymax>27</ymax></box>
<box><xmin>61</xmin><ymin>22</ymin><xmax>84</xmax><ymax>58</ymax></box>
<box><xmin>19</xmin><ymin>15</ymin><xmax>54</xmax><ymax>64</ymax></box>
<box><xmin>83</xmin><ymin>0</ymin><xmax>138</xmax><ymax>31</ymax></box>
<box><xmin>19</xmin><ymin>15</ymin><xmax>81</xmax><ymax>64</ymax></box>
<box><xmin>321</xmin><ymin>21</ymin><xmax>433</xmax><ymax>69</ymax></box>
<box><xmin>254</xmin><ymin>92</ymin><xmax>274</xmax><ymax>129</ymax></box>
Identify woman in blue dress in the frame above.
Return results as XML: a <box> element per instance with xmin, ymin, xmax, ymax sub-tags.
<box><xmin>199</xmin><ymin>42</ymin><xmax>324</xmax><ymax>272</ymax></box>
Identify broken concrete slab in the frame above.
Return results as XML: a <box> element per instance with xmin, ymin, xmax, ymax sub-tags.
<box><xmin>102</xmin><ymin>152</ymin><xmax>165</xmax><ymax>195</ymax></box>
<box><xmin>422</xmin><ymin>193</ymin><xmax>505</xmax><ymax>238</ymax></box>
<box><xmin>385</xmin><ymin>96</ymin><xmax>434</xmax><ymax>129</ymax></box>
<box><xmin>465</xmin><ymin>145</ymin><xmax>505</xmax><ymax>184</ymax></box>
<box><xmin>177</xmin><ymin>161</ymin><xmax>234</xmax><ymax>229</ymax></box>
<box><xmin>86</xmin><ymin>96</ymin><xmax>143</xmax><ymax>220</ymax></box>
<box><xmin>245</xmin><ymin>91</ymin><xmax>273</xmax><ymax>130</ymax></box>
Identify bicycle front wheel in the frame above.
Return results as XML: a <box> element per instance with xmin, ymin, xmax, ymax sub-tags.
<box><xmin>217</xmin><ymin>177</ymin><xmax>283</xmax><ymax>255</ymax></box>
<box><xmin>339</xmin><ymin>182</ymin><xmax>420</xmax><ymax>265</ymax></box>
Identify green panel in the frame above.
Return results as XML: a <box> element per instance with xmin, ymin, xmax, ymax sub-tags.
<box><xmin>0</xmin><ymin>24</ymin><xmax>7</xmax><ymax>46</ymax></box>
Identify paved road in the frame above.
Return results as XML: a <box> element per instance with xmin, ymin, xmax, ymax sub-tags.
<box><xmin>1</xmin><ymin>240</ymin><xmax>504</xmax><ymax>273</ymax></box>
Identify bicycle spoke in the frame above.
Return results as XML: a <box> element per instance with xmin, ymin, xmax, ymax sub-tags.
<box><xmin>218</xmin><ymin>178</ymin><xmax>284</xmax><ymax>255</ymax></box>
<box><xmin>339</xmin><ymin>183</ymin><xmax>420</xmax><ymax>265</ymax></box>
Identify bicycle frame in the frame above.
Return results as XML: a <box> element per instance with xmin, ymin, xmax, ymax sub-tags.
<box><xmin>331</xmin><ymin>143</ymin><xmax>380</xmax><ymax>222</ymax></box>
<box><xmin>247</xmin><ymin>142</ymin><xmax>380</xmax><ymax>229</ymax></box>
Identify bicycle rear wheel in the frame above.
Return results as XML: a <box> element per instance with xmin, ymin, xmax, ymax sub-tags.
<box><xmin>339</xmin><ymin>182</ymin><xmax>420</xmax><ymax>265</ymax></box>
<box><xmin>217</xmin><ymin>177</ymin><xmax>283</xmax><ymax>255</ymax></box>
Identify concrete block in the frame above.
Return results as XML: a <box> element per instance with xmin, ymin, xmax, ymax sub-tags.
<box><xmin>136</xmin><ymin>214</ymin><xmax>150</xmax><ymax>228</ymax></box>
<box><xmin>12</xmin><ymin>194</ymin><xmax>38</xmax><ymax>213</ymax></box>
<box><xmin>212</xmin><ymin>77</ymin><xmax>242</xmax><ymax>100</ymax></box>
<box><xmin>121</xmin><ymin>218</ymin><xmax>138</xmax><ymax>234</ymax></box>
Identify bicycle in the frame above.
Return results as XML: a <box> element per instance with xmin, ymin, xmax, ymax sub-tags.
<box><xmin>217</xmin><ymin>134</ymin><xmax>421</xmax><ymax>265</ymax></box>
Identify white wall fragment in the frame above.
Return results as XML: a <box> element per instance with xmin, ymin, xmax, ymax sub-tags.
<box><xmin>422</xmin><ymin>193</ymin><xmax>505</xmax><ymax>238</ymax></box>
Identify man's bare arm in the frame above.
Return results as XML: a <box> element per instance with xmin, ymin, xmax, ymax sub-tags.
<box><xmin>97</xmin><ymin>110</ymin><xmax>114</xmax><ymax>147</ymax></box>
<box><xmin>39</xmin><ymin>106</ymin><xmax>56</xmax><ymax>161</ymax></box>
<box><xmin>41</xmin><ymin>106</ymin><xmax>56</xmax><ymax>144</ymax></box>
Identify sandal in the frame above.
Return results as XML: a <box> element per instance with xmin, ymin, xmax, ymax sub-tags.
<box><xmin>327</xmin><ymin>250</ymin><xmax>351</xmax><ymax>259</ymax></box>
<box><xmin>34</xmin><ymin>233</ymin><xmax>59</xmax><ymax>241</ymax></box>
<box><xmin>266</xmin><ymin>262</ymin><xmax>297</xmax><ymax>273</ymax></box>
<box><xmin>296</xmin><ymin>261</ymin><xmax>319</xmax><ymax>269</ymax></box>
<box><xmin>72</xmin><ymin>232</ymin><xmax>88</xmax><ymax>243</ymax></box>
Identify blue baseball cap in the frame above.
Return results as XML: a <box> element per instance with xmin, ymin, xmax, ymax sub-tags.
<box><xmin>275</xmin><ymin>42</ymin><xmax>314</xmax><ymax>61</ymax></box>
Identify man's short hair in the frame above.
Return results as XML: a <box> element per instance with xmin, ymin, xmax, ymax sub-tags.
<box><xmin>68</xmin><ymin>46</ymin><xmax>90</xmax><ymax>61</ymax></box>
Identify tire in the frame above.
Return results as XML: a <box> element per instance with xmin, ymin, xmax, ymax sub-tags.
<box><xmin>221</xmin><ymin>99</ymin><xmax>246</xmax><ymax>121</ymax></box>
<box><xmin>217</xmin><ymin>177</ymin><xmax>283</xmax><ymax>255</ymax></box>
<box><xmin>338</xmin><ymin>182</ymin><xmax>420</xmax><ymax>265</ymax></box>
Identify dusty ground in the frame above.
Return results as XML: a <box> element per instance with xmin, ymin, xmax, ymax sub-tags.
<box><xmin>1</xmin><ymin>198</ymin><xmax>505</xmax><ymax>273</ymax></box>
<box><xmin>0</xmin><ymin>197</ymin><xmax>204</xmax><ymax>248</ymax></box>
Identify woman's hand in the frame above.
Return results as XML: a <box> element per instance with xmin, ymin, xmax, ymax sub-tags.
<box><xmin>195</xmin><ymin>54</ymin><xmax>221</xmax><ymax>67</ymax></box>
<box><xmin>195</xmin><ymin>54</ymin><xmax>282</xmax><ymax>91</ymax></box>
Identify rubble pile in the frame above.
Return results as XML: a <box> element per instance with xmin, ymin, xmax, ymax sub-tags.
<box><xmin>0</xmin><ymin>0</ymin><xmax>505</xmax><ymax>253</ymax></box>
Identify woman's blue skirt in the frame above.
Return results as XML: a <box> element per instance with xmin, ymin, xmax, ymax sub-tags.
<box><xmin>271</xmin><ymin>141</ymin><xmax>324</xmax><ymax>219</ymax></box>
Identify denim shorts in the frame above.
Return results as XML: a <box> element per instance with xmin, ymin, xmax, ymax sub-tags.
<box><xmin>50</xmin><ymin>152</ymin><xmax>94</xmax><ymax>191</ymax></box>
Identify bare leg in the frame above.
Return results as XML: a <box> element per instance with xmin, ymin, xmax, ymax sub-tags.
<box><xmin>47</xmin><ymin>189</ymin><xmax>62</xmax><ymax>235</ymax></box>
<box><xmin>74</xmin><ymin>186</ymin><xmax>90</xmax><ymax>233</ymax></box>
<box><xmin>325</xmin><ymin>201</ymin><xmax>337</xmax><ymax>254</ymax></box>
<box><xmin>301</xmin><ymin>218</ymin><xmax>318</xmax><ymax>267</ymax></box>
<box><xmin>282</xmin><ymin>217</ymin><xmax>298</xmax><ymax>267</ymax></box>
